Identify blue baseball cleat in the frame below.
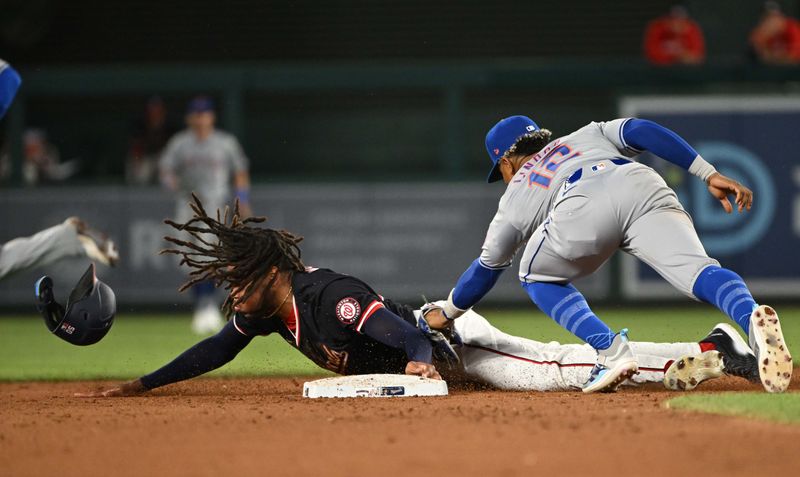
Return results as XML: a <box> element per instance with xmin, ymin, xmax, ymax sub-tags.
<box><xmin>583</xmin><ymin>329</ymin><xmax>639</xmax><ymax>393</ymax></box>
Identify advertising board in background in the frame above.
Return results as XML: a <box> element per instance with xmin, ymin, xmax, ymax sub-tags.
<box><xmin>619</xmin><ymin>96</ymin><xmax>800</xmax><ymax>299</ymax></box>
<box><xmin>0</xmin><ymin>184</ymin><xmax>610</xmax><ymax>307</ymax></box>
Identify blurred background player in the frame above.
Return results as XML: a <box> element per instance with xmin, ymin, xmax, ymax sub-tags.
<box><xmin>126</xmin><ymin>96</ymin><xmax>177</xmax><ymax>186</ymax></box>
<box><xmin>22</xmin><ymin>128</ymin><xmax>79</xmax><ymax>185</ymax></box>
<box><xmin>159</xmin><ymin>96</ymin><xmax>252</xmax><ymax>334</ymax></box>
<box><xmin>2</xmin><ymin>61</ymin><xmax>78</xmax><ymax>187</ymax></box>
<box><xmin>749</xmin><ymin>1</ymin><xmax>800</xmax><ymax>65</ymax></box>
<box><xmin>643</xmin><ymin>5</ymin><xmax>706</xmax><ymax>66</ymax></box>
<box><xmin>0</xmin><ymin>60</ymin><xmax>117</xmax><ymax>279</ymax></box>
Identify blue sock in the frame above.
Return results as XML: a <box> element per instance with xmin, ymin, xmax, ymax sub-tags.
<box><xmin>692</xmin><ymin>266</ymin><xmax>757</xmax><ymax>335</ymax></box>
<box><xmin>523</xmin><ymin>281</ymin><xmax>615</xmax><ymax>350</ymax></box>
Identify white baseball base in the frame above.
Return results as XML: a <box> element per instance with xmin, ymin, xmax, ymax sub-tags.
<box><xmin>302</xmin><ymin>374</ymin><xmax>449</xmax><ymax>398</ymax></box>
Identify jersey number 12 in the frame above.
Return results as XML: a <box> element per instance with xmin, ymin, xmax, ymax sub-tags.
<box><xmin>525</xmin><ymin>144</ymin><xmax>580</xmax><ymax>189</ymax></box>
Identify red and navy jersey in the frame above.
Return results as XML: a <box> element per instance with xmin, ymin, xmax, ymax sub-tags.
<box><xmin>231</xmin><ymin>267</ymin><xmax>417</xmax><ymax>375</ymax></box>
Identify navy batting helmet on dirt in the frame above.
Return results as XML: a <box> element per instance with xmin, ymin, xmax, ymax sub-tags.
<box><xmin>35</xmin><ymin>263</ymin><xmax>116</xmax><ymax>346</ymax></box>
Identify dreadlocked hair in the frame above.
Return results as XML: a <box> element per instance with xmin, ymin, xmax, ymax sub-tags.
<box><xmin>505</xmin><ymin>129</ymin><xmax>553</xmax><ymax>158</ymax></box>
<box><xmin>160</xmin><ymin>193</ymin><xmax>305</xmax><ymax>318</ymax></box>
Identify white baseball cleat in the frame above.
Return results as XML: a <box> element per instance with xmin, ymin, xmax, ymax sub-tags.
<box><xmin>749</xmin><ymin>305</ymin><xmax>793</xmax><ymax>393</ymax></box>
<box><xmin>663</xmin><ymin>351</ymin><xmax>725</xmax><ymax>391</ymax></box>
<box><xmin>66</xmin><ymin>217</ymin><xmax>120</xmax><ymax>267</ymax></box>
<box><xmin>583</xmin><ymin>329</ymin><xmax>639</xmax><ymax>393</ymax></box>
<box><xmin>698</xmin><ymin>323</ymin><xmax>759</xmax><ymax>382</ymax></box>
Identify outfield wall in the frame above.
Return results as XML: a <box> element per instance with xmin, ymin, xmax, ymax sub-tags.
<box><xmin>1</xmin><ymin>170</ymin><xmax>798</xmax><ymax>308</ymax></box>
<box><xmin>0</xmin><ymin>184</ymin><xmax>610</xmax><ymax>307</ymax></box>
<box><xmin>619</xmin><ymin>95</ymin><xmax>800</xmax><ymax>300</ymax></box>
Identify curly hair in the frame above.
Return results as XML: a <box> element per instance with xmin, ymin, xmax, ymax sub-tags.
<box><xmin>505</xmin><ymin>129</ymin><xmax>554</xmax><ymax>158</ymax></box>
<box><xmin>160</xmin><ymin>193</ymin><xmax>305</xmax><ymax>317</ymax></box>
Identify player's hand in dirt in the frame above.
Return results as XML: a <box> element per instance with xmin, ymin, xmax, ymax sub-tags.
<box><xmin>74</xmin><ymin>378</ymin><xmax>147</xmax><ymax>398</ymax></box>
<box><xmin>405</xmin><ymin>361</ymin><xmax>442</xmax><ymax>380</ymax></box>
<box><xmin>706</xmin><ymin>172</ymin><xmax>753</xmax><ymax>213</ymax></box>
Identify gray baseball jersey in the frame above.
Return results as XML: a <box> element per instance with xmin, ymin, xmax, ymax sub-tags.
<box><xmin>480</xmin><ymin>119</ymin><xmax>636</xmax><ymax>269</ymax></box>
<box><xmin>480</xmin><ymin>118</ymin><xmax>717</xmax><ymax>295</ymax></box>
<box><xmin>160</xmin><ymin>129</ymin><xmax>249</xmax><ymax>205</ymax></box>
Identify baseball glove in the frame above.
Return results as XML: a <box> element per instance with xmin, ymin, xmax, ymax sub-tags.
<box><xmin>417</xmin><ymin>304</ymin><xmax>462</xmax><ymax>368</ymax></box>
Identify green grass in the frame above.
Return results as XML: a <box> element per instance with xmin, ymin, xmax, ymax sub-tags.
<box><xmin>0</xmin><ymin>314</ymin><xmax>326</xmax><ymax>380</ymax></box>
<box><xmin>667</xmin><ymin>393</ymin><xmax>800</xmax><ymax>424</ymax></box>
<box><xmin>1</xmin><ymin>306</ymin><xmax>798</xmax><ymax>381</ymax></box>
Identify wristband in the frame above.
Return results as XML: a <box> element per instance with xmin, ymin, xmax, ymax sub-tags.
<box><xmin>441</xmin><ymin>289</ymin><xmax>467</xmax><ymax>320</ymax></box>
<box><xmin>688</xmin><ymin>155</ymin><xmax>717</xmax><ymax>183</ymax></box>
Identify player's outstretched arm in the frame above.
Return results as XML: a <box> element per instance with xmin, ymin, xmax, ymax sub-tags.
<box><xmin>706</xmin><ymin>172</ymin><xmax>753</xmax><ymax>213</ymax></box>
<box><xmin>431</xmin><ymin>259</ymin><xmax>505</xmax><ymax>327</ymax></box>
<box><xmin>75</xmin><ymin>320</ymin><xmax>253</xmax><ymax>397</ymax></box>
<box><xmin>620</xmin><ymin>119</ymin><xmax>718</xmax><ymax>181</ymax></box>
<box><xmin>436</xmin><ymin>218</ymin><xmax>520</xmax><ymax>324</ymax></box>
<box><xmin>360</xmin><ymin>307</ymin><xmax>442</xmax><ymax>380</ymax></box>
<box><xmin>619</xmin><ymin>119</ymin><xmax>754</xmax><ymax>213</ymax></box>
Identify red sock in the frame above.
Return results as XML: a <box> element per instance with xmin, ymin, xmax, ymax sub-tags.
<box><xmin>663</xmin><ymin>360</ymin><xmax>674</xmax><ymax>373</ymax></box>
<box><xmin>699</xmin><ymin>342</ymin><xmax>717</xmax><ymax>352</ymax></box>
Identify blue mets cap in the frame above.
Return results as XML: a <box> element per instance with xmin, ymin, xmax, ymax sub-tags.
<box><xmin>485</xmin><ymin>115</ymin><xmax>539</xmax><ymax>183</ymax></box>
<box><xmin>186</xmin><ymin>96</ymin><xmax>215</xmax><ymax>114</ymax></box>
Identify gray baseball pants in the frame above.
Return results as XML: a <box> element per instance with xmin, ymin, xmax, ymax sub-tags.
<box><xmin>519</xmin><ymin>161</ymin><xmax>719</xmax><ymax>298</ymax></box>
<box><xmin>0</xmin><ymin>222</ymin><xmax>84</xmax><ymax>281</ymax></box>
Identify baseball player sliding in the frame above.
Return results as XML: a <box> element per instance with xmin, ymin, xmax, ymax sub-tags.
<box><xmin>77</xmin><ymin>197</ymin><xmax>759</xmax><ymax>397</ymax></box>
<box><xmin>424</xmin><ymin>115</ymin><xmax>792</xmax><ymax>393</ymax></box>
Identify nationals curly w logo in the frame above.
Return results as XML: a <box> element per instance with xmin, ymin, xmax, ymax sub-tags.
<box><xmin>335</xmin><ymin>297</ymin><xmax>361</xmax><ymax>324</ymax></box>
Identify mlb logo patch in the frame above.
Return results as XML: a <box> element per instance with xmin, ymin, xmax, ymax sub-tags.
<box><xmin>591</xmin><ymin>163</ymin><xmax>606</xmax><ymax>172</ymax></box>
<box><xmin>493</xmin><ymin>148</ymin><xmax>500</xmax><ymax>156</ymax></box>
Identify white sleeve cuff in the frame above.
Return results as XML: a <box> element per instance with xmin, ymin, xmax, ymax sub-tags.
<box><xmin>688</xmin><ymin>155</ymin><xmax>717</xmax><ymax>182</ymax></box>
<box><xmin>442</xmin><ymin>289</ymin><xmax>467</xmax><ymax>320</ymax></box>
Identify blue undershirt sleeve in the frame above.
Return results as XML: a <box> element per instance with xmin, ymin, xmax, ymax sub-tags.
<box><xmin>621</xmin><ymin>118</ymin><xmax>699</xmax><ymax>170</ymax></box>
<box><xmin>0</xmin><ymin>62</ymin><xmax>22</xmax><ymax>120</ymax></box>
<box><xmin>360</xmin><ymin>307</ymin><xmax>433</xmax><ymax>364</ymax></box>
<box><xmin>140</xmin><ymin>320</ymin><xmax>253</xmax><ymax>390</ymax></box>
<box><xmin>451</xmin><ymin>258</ymin><xmax>505</xmax><ymax>310</ymax></box>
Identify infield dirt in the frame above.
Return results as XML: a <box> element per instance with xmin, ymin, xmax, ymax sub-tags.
<box><xmin>2</xmin><ymin>375</ymin><xmax>799</xmax><ymax>477</ymax></box>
